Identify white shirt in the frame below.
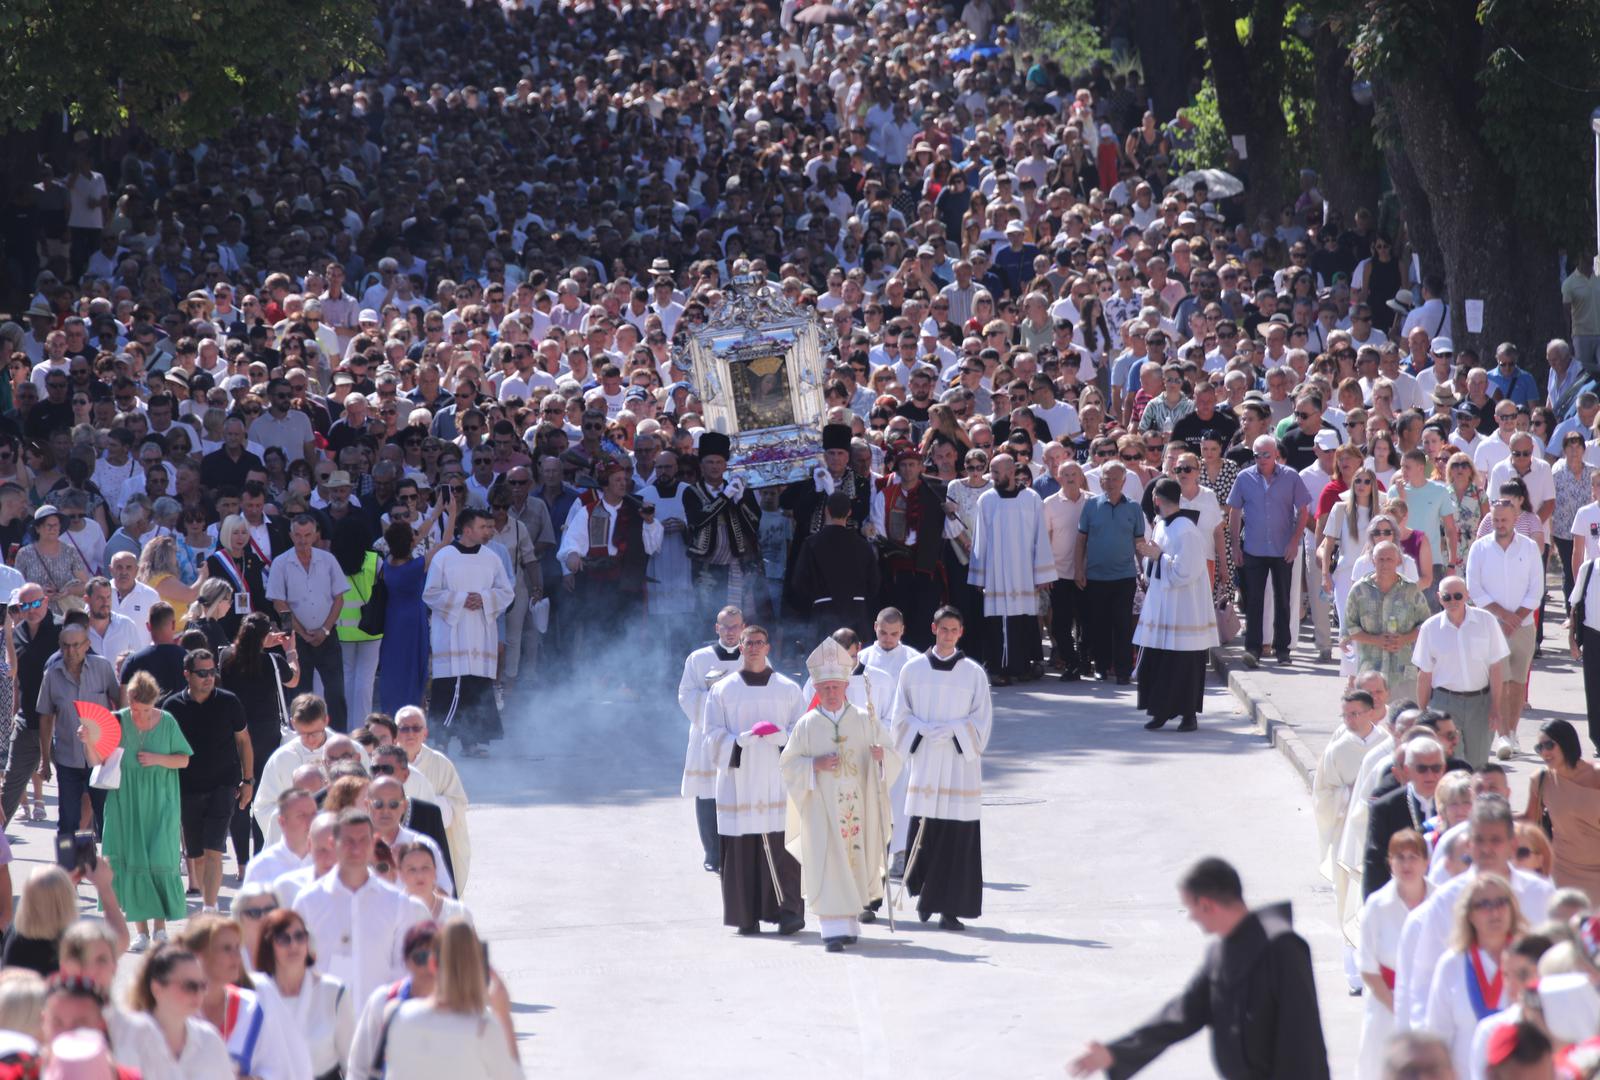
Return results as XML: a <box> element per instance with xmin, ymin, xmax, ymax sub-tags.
<box><xmin>88</xmin><ymin>611</ymin><xmax>143</xmax><ymax>673</ymax></box>
<box><xmin>241</xmin><ymin>838</ymin><xmax>312</xmax><ymax>895</ymax></box>
<box><xmin>116</xmin><ymin>1014</ymin><xmax>235</xmax><ymax>1080</ymax></box>
<box><xmin>1464</xmin><ymin>532</ymin><xmax>1544</xmax><ymax>626</ymax></box>
<box><xmin>293</xmin><ymin>871</ymin><xmax>431</xmax><ymax>1005</ymax></box>
<box><xmin>110</xmin><ymin>580</ymin><xmax>160</xmax><ymax>648</ymax></box>
<box><xmin>1411</xmin><ymin>607</ymin><xmax>1512</xmax><ymax>693</ymax></box>
<box><xmin>1571</xmin><ymin>501</ymin><xmax>1600</xmax><ymax>565</ymax></box>
<box><xmin>1571</xmin><ymin>558</ymin><xmax>1600</xmax><ymax>633</ymax></box>
<box><xmin>1486</xmin><ymin>457</ymin><xmax>1556</xmax><ymax>521</ymax></box>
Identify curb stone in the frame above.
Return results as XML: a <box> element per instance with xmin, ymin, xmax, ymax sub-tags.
<box><xmin>1210</xmin><ymin>645</ymin><xmax>1320</xmax><ymax>793</ymax></box>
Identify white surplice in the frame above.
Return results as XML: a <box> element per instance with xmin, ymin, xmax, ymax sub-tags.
<box><xmin>640</xmin><ymin>482</ymin><xmax>696</xmax><ymax>615</ymax></box>
<box><xmin>1132</xmin><ymin>513</ymin><xmax>1220</xmax><ymax>651</ymax></box>
<box><xmin>292</xmin><ymin>872</ymin><xmax>432</xmax><ymax>1006</ymax></box>
<box><xmin>889</xmin><ymin>649</ymin><xmax>993</xmax><ymax>821</ymax></box>
<box><xmin>859</xmin><ymin>641</ymin><xmax>917</xmax><ymax>684</ymax></box>
<box><xmin>677</xmin><ymin>643</ymin><xmax>743</xmax><ymax>799</ymax></box>
<box><xmin>423</xmin><ymin>544</ymin><xmax>515</xmax><ymax>679</ymax></box>
<box><xmin>701</xmin><ymin>669</ymin><xmax>806</xmax><ymax>835</ymax></box>
<box><xmin>780</xmin><ymin>703</ymin><xmax>902</xmax><ymax>919</ymax></box>
<box><xmin>968</xmin><ymin>486</ymin><xmax>1058</xmax><ymax>616</ymax></box>
<box><xmin>411</xmin><ymin>744</ymin><xmax>472</xmax><ymax>894</ymax></box>
<box><xmin>1314</xmin><ymin>722</ymin><xmax>1389</xmax><ymax>936</ymax></box>
<box><xmin>252</xmin><ymin>736</ymin><xmax>325</xmax><ymax>845</ymax></box>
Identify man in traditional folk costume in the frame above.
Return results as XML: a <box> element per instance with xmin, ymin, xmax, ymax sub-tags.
<box><xmin>888</xmin><ymin>605</ymin><xmax>993</xmax><ymax>930</ymax></box>
<box><xmin>557</xmin><ymin>460</ymin><xmax>664</xmax><ymax>693</ymax></box>
<box><xmin>780</xmin><ymin>636</ymin><xmax>901</xmax><ymax>953</ymax></box>
<box><xmin>423</xmin><ymin>509</ymin><xmax>516</xmax><ymax>756</ymax></box>
<box><xmin>701</xmin><ymin>624</ymin><xmax>806</xmax><ymax>936</ymax></box>
<box><xmin>968</xmin><ymin>453</ymin><xmax>1058</xmax><ymax>685</ymax></box>
<box><xmin>869</xmin><ymin>441</ymin><xmax>959</xmax><ymax>650</ymax></box>
<box><xmin>1132</xmin><ymin>477</ymin><xmax>1221</xmax><ymax>732</ymax></box>
<box><xmin>682</xmin><ymin>431</ymin><xmax>766</xmax><ymax>627</ymax></box>
<box><xmin>677</xmin><ymin>606</ymin><xmax>746</xmax><ymax>874</ymax></box>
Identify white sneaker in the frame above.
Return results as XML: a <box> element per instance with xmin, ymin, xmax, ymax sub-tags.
<box><xmin>1508</xmin><ymin>731</ymin><xmax>1522</xmax><ymax>754</ymax></box>
<box><xmin>1493</xmin><ymin>735</ymin><xmax>1512</xmax><ymax>761</ymax></box>
<box><xmin>153</xmin><ymin>929</ymin><xmax>169</xmax><ymax>945</ymax></box>
<box><xmin>128</xmin><ymin>933</ymin><xmax>150</xmax><ymax>954</ymax></box>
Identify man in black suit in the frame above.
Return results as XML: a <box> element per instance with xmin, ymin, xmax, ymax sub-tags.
<box><xmin>1367</xmin><ymin>709</ymin><xmax>1472</xmax><ymax>800</ymax></box>
<box><xmin>779</xmin><ymin>422</ymin><xmax>871</xmax><ymax>614</ymax></box>
<box><xmin>790</xmin><ymin>490</ymin><xmax>879</xmax><ymax>643</ymax></box>
<box><xmin>1363</xmin><ymin>736</ymin><xmax>1448</xmax><ymax>898</ymax></box>
<box><xmin>374</xmin><ymin>744</ymin><xmax>453</xmax><ymax>884</ymax></box>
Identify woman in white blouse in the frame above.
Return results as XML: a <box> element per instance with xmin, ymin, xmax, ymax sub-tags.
<box><xmin>1423</xmin><ymin>873</ymin><xmax>1525</xmax><ymax>1078</ymax></box>
<box><xmin>1354</xmin><ymin>827</ymin><xmax>1431</xmax><ymax>1080</ymax></box>
<box><xmin>385</xmin><ymin>918</ymin><xmax>519</xmax><ymax>1080</ymax></box>
<box><xmin>119</xmin><ymin>944</ymin><xmax>235</xmax><ymax>1079</ymax></box>
<box><xmin>397</xmin><ymin>842</ymin><xmax>473</xmax><ymax>926</ymax></box>
<box><xmin>255</xmin><ymin>908</ymin><xmax>355</xmax><ymax>1080</ymax></box>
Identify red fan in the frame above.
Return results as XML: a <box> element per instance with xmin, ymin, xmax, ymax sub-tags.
<box><xmin>75</xmin><ymin>701</ymin><xmax>121</xmax><ymax>760</ymax></box>
<box><xmin>751</xmin><ymin>722</ymin><xmax>781</xmax><ymax>737</ymax></box>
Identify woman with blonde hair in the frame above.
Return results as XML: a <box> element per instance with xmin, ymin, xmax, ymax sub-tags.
<box><xmin>92</xmin><ymin>670</ymin><xmax>191</xmax><ymax>952</ymax></box>
<box><xmin>185</xmin><ymin>577</ymin><xmax>234</xmax><ymax>652</ymax></box>
<box><xmin>138</xmin><ymin>535</ymin><xmax>204</xmax><ymax>631</ymax></box>
<box><xmin>1423</xmin><ymin>873</ymin><xmax>1524</xmax><ymax>1076</ymax></box>
<box><xmin>0</xmin><ymin>968</ymin><xmax>45</xmax><ymax>1040</ymax></box>
<box><xmin>384</xmin><ymin>918</ymin><xmax>519</xmax><ymax>1079</ymax></box>
<box><xmin>2</xmin><ymin>867</ymin><xmax>76</xmax><ymax>976</ymax></box>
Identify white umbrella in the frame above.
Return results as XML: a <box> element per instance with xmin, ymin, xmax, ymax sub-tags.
<box><xmin>1170</xmin><ymin>168</ymin><xmax>1244</xmax><ymax>199</ymax></box>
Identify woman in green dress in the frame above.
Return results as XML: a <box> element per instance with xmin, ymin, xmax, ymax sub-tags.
<box><xmin>83</xmin><ymin>669</ymin><xmax>191</xmax><ymax>953</ymax></box>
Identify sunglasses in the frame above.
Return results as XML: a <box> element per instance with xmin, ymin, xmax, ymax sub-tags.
<box><xmin>1371</xmin><ymin>528</ymin><xmax>1395</xmax><ymax>537</ymax></box>
<box><xmin>408</xmin><ymin>947</ymin><xmax>435</xmax><ymax>967</ymax></box>
<box><xmin>238</xmin><ymin>905</ymin><xmax>276</xmax><ymax>919</ymax></box>
<box><xmin>1174</xmin><ymin>466</ymin><xmax>1196</xmax><ymax>474</ymax></box>
<box><xmin>1353</xmin><ymin>478</ymin><xmax>1373</xmax><ymax>486</ymax></box>
<box><xmin>189</xmin><ymin>668</ymin><xmax>216</xmax><ymax>678</ymax></box>
<box><xmin>13</xmin><ymin>598</ymin><xmax>44</xmax><ymax>612</ymax></box>
<box><xmin>165</xmin><ymin>978</ymin><xmax>208</xmax><ymax>994</ymax></box>
<box><xmin>1440</xmin><ymin>592</ymin><xmax>1466</xmax><ymax>602</ymax></box>
<box><xmin>1412</xmin><ymin>762</ymin><xmax>1444</xmax><ymax>775</ymax></box>
<box><xmin>1535</xmin><ymin>739</ymin><xmax>1557</xmax><ymax>753</ymax></box>
<box><xmin>1119</xmin><ymin>454</ymin><xmax>1142</xmax><ymax>463</ymax></box>
<box><xmin>274</xmin><ymin>929</ymin><xmax>310</xmax><ymax>946</ymax></box>
<box><xmin>1470</xmin><ymin>896</ymin><xmax>1511</xmax><ymax>912</ymax></box>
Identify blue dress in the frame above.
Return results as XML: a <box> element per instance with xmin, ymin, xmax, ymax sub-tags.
<box><xmin>377</xmin><ymin>556</ymin><xmax>430</xmax><ymax>714</ymax></box>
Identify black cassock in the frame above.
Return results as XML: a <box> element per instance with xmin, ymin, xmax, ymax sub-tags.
<box><xmin>1104</xmin><ymin>902</ymin><xmax>1330</xmax><ymax>1080</ymax></box>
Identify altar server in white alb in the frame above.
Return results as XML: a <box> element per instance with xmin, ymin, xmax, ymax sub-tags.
<box><xmin>858</xmin><ymin>607</ymin><xmax>917</xmax><ymax>686</ymax></box>
<box><xmin>857</xmin><ymin>607</ymin><xmax>918</xmax><ymax>873</ymax></box>
<box><xmin>1313</xmin><ymin>688</ymin><xmax>1390</xmax><ymax>994</ymax></box>
<box><xmin>701</xmin><ymin>624</ymin><xmax>807</xmax><ymax>936</ymax></box>
<box><xmin>1132</xmin><ymin>477</ymin><xmax>1220</xmax><ymax>732</ymax></box>
<box><xmin>423</xmin><ymin>509</ymin><xmax>516</xmax><ymax>756</ymax></box>
<box><xmin>889</xmin><ymin>606</ymin><xmax>993</xmax><ymax>930</ymax></box>
<box><xmin>677</xmin><ymin>605</ymin><xmax>746</xmax><ymax>873</ymax></box>
<box><xmin>968</xmin><ymin>453</ymin><xmax>1058</xmax><ymax>684</ymax></box>
<box><xmin>781</xmin><ymin>636</ymin><xmax>901</xmax><ymax>953</ymax></box>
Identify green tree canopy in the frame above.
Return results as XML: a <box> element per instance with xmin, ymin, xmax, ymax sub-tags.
<box><xmin>0</xmin><ymin>0</ymin><xmax>380</xmax><ymax>148</ymax></box>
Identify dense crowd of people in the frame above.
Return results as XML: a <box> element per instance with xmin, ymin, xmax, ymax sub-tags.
<box><xmin>4</xmin><ymin>0</ymin><xmax>1600</xmax><ymax>1070</ymax></box>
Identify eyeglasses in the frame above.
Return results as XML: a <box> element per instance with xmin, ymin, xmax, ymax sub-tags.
<box><xmin>1412</xmin><ymin>762</ymin><xmax>1444</xmax><ymax>774</ymax></box>
<box><xmin>273</xmin><ymin>929</ymin><xmax>310</xmax><ymax>947</ymax></box>
<box><xmin>1470</xmin><ymin>896</ymin><xmax>1512</xmax><ymax>912</ymax></box>
<box><xmin>398</xmin><ymin>723</ymin><xmax>426</xmax><ymax>733</ymax></box>
<box><xmin>238</xmin><ymin>905</ymin><xmax>276</xmax><ymax>919</ymax></box>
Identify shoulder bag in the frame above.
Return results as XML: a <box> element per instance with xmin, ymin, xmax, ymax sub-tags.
<box><xmin>1536</xmin><ymin>768</ymin><xmax>1555</xmax><ymax>839</ymax></box>
<box><xmin>357</xmin><ymin>558</ymin><xmax>389</xmax><ymax>636</ymax></box>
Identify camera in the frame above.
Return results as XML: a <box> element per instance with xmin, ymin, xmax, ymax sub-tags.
<box><xmin>55</xmin><ymin>831</ymin><xmax>97</xmax><ymax>874</ymax></box>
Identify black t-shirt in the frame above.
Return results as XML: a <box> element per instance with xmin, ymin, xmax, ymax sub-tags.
<box><xmin>15</xmin><ymin>617</ymin><xmax>60</xmax><ymax>730</ymax></box>
<box><xmin>0</xmin><ymin>928</ymin><xmax>56</xmax><ymax>976</ymax></box>
<box><xmin>161</xmin><ymin>687</ymin><xmax>246</xmax><ymax>792</ymax></box>
<box><xmin>119</xmin><ymin>643</ymin><xmax>187</xmax><ymax>699</ymax></box>
<box><xmin>1171</xmin><ymin>409</ymin><xmax>1241</xmax><ymax>454</ymax></box>
<box><xmin>1279</xmin><ymin>420</ymin><xmax>1338</xmax><ymax>471</ymax></box>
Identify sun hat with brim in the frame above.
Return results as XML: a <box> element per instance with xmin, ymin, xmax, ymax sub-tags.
<box><xmin>1386</xmin><ymin>289</ymin><xmax>1415</xmax><ymax>315</ymax></box>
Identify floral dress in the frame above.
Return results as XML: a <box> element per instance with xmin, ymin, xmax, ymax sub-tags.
<box><xmin>1553</xmin><ymin>463</ymin><xmax>1596</xmax><ymax>542</ymax></box>
<box><xmin>1451</xmin><ymin>483</ymin><xmax>1484</xmax><ymax>560</ymax></box>
<box><xmin>1200</xmin><ymin>459</ymin><xmax>1240</xmax><ymax>604</ymax></box>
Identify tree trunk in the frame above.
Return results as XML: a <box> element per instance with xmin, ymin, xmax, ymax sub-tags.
<box><xmin>1373</xmin><ymin>69</ymin><xmax>1561</xmax><ymax>368</ymax></box>
<box><xmin>1130</xmin><ymin>0</ymin><xmax>1192</xmax><ymax>120</ymax></box>
<box><xmin>1195</xmin><ymin>0</ymin><xmax>1290</xmax><ymax>224</ymax></box>
<box><xmin>1310</xmin><ymin>22</ymin><xmax>1379</xmax><ymax>220</ymax></box>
